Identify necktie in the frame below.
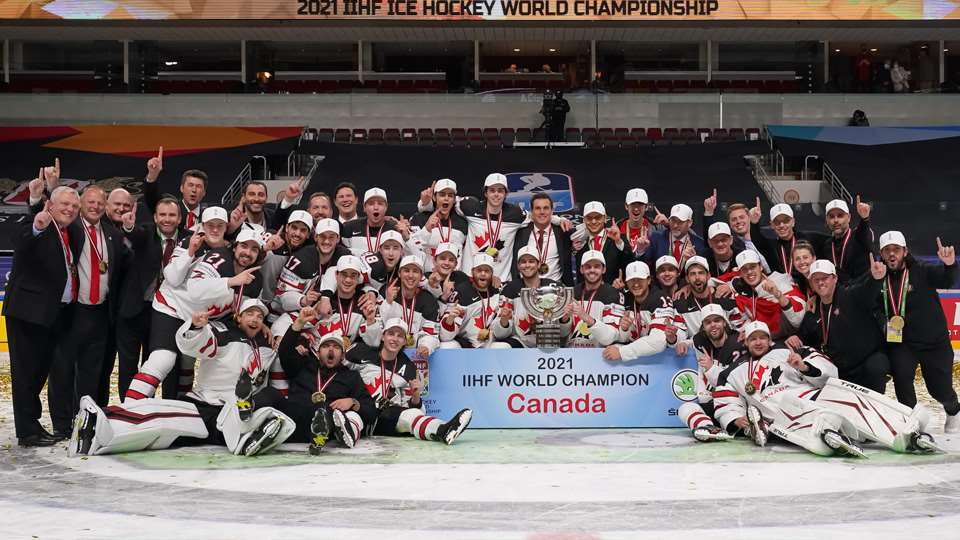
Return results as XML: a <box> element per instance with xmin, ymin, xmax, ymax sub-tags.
<box><xmin>593</xmin><ymin>235</ymin><xmax>601</xmax><ymax>251</ymax></box>
<box><xmin>61</xmin><ymin>227</ymin><xmax>77</xmax><ymax>302</ymax></box>
<box><xmin>536</xmin><ymin>230</ymin><xmax>544</xmax><ymax>250</ymax></box>
<box><xmin>186</xmin><ymin>210</ymin><xmax>195</xmax><ymax>229</ymax></box>
<box><xmin>88</xmin><ymin>224</ymin><xmax>101</xmax><ymax>304</ymax></box>
<box><xmin>162</xmin><ymin>238</ymin><xmax>175</xmax><ymax>267</ymax></box>
<box><xmin>673</xmin><ymin>240</ymin><xmax>682</xmax><ymax>260</ymax></box>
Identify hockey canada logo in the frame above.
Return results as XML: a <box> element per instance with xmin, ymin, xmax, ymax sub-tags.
<box><xmin>671</xmin><ymin>369</ymin><xmax>698</xmax><ymax>402</ymax></box>
<box><xmin>504</xmin><ymin>172</ymin><xmax>575</xmax><ymax>212</ymax></box>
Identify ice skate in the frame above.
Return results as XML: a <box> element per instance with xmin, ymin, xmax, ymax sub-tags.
<box><xmin>241</xmin><ymin>415</ymin><xmax>284</xmax><ymax>457</ymax></box>
<box><xmin>746</xmin><ymin>405</ymin><xmax>768</xmax><ymax>447</ymax></box>
<box><xmin>309</xmin><ymin>407</ymin><xmax>331</xmax><ymax>455</ymax></box>
<box><xmin>822</xmin><ymin>429</ymin><xmax>867</xmax><ymax>458</ymax></box>
<box><xmin>434</xmin><ymin>408</ymin><xmax>472</xmax><ymax>445</ymax></box>
<box><xmin>68</xmin><ymin>406</ymin><xmax>98</xmax><ymax>457</ymax></box>
<box><xmin>909</xmin><ymin>432</ymin><xmax>946</xmax><ymax>454</ymax></box>
<box><xmin>235</xmin><ymin>370</ymin><xmax>255</xmax><ymax>422</ymax></box>
<box><xmin>693</xmin><ymin>425</ymin><xmax>734</xmax><ymax>442</ymax></box>
<box><xmin>331</xmin><ymin>409</ymin><xmax>357</xmax><ymax>449</ymax></box>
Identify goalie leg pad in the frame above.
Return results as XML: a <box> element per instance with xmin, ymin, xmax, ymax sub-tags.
<box><xmin>72</xmin><ymin>395</ymin><xmax>208</xmax><ymax>455</ymax></box>
<box><xmin>816</xmin><ymin>378</ymin><xmax>926</xmax><ymax>453</ymax></box>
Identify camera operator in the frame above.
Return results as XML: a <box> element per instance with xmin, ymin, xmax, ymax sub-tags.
<box><xmin>540</xmin><ymin>90</ymin><xmax>570</xmax><ymax>143</ymax></box>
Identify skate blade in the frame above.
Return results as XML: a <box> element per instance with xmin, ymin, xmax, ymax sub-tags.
<box><xmin>244</xmin><ymin>417</ymin><xmax>283</xmax><ymax>457</ymax></box>
<box><xmin>67</xmin><ymin>411</ymin><xmax>88</xmax><ymax>457</ymax></box>
<box><xmin>445</xmin><ymin>409</ymin><xmax>473</xmax><ymax>445</ymax></box>
<box><xmin>914</xmin><ymin>434</ymin><xmax>947</xmax><ymax>454</ymax></box>
<box><xmin>824</xmin><ymin>431</ymin><xmax>868</xmax><ymax>459</ymax></box>
<box><xmin>747</xmin><ymin>407</ymin><xmax>767</xmax><ymax>448</ymax></box>
<box><xmin>694</xmin><ymin>429</ymin><xmax>734</xmax><ymax>442</ymax></box>
<box><xmin>332</xmin><ymin>411</ymin><xmax>355</xmax><ymax>449</ymax></box>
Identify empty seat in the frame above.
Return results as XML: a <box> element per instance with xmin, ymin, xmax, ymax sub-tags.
<box><xmin>728</xmin><ymin>128</ymin><xmax>745</xmax><ymax>141</ymax></box>
<box><xmin>417</xmin><ymin>128</ymin><xmax>435</xmax><ymax>146</ymax></box>
<box><xmin>466</xmin><ymin>128</ymin><xmax>483</xmax><ymax>148</ymax></box>
<box><xmin>532</xmin><ymin>128</ymin><xmax>546</xmax><ymax>143</ymax></box>
<box><xmin>367</xmin><ymin>128</ymin><xmax>384</xmax><ymax>144</ymax></box>
<box><xmin>745</xmin><ymin>127</ymin><xmax>761</xmax><ymax>141</ymax></box>
<box><xmin>434</xmin><ymin>128</ymin><xmax>451</xmax><ymax>146</ymax></box>
<box><xmin>630</xmin><ymin>127</ymin><xmax>646</xmax><ymax>139</ymax></box>
<box><xmin>614</xmin><ymin>127</ymin><xmax>632</xmax><ymax>142</ymax></box>
<box><xmin>401</xmin><ymin>128</ymin><xmax>418</xmax><ymax>143</ymax></box>
<box><xmin>384</xmin><ymin>128</ymin><xmax>401</xmax><ymax>145</ymax></box>
<box><xmin>451</xmin><ymin>128</ymin><xmax>468</xmax><ymax>147</ymax></box>
<box><xmin>500</xmin><ymin>128</ymin><xmax>516</xmax><ymax>148</ymax></box>
<box><xmin>515</xmin><ymin>128</ymin><xmax>532</xmax><ymax>143</ymax></box>
<box><xmin>334</xmin><ymin>129</ymin><xmax>351</xmax><ymax>143</ymax></box>
<box><xmin>600</xmin><ymin>129</ymin><xmax>618</xmax><ymax>148</ymax></box>
<box><xmin>646</xmin><ymin>128</ymin><xmax>662</xmax><ymax>140</ymax></box>
<box><xmin>316</xmin><ymin>129</ymin><xmax>334</xmax><ymax>143</ymax></box>
<box><xmin>565</xmin><ymin>128</ymin><xmax>582</xmax><ymax>143</ymax></box>
<box><xmin>483</xmin><ymin>128</ymin><xmax>500</xmax><ymax>148</ymax></box>
<box><xmin>351</xmin><ymin>129</ymin><xmax>367</xmax><ymax>144</ymax></box>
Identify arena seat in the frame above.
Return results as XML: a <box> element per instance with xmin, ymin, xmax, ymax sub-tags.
<box><xmin>500</xmin><ymin>128</ymin><xmax>516</xmax><ymax>148</ymax></box>
<box><xmin>384</xmin><ymin>128</ymin><xmax>401</xmax><ymax>144</ymax></box>
<box><xmin>565</xmin><ymin>128</ymin><xmax>582</xmax><ymax>143</ymax></box>
<box><xmin>334</xmin><ymin>129</ymin><xmax>351</xmax><ymax>143</ymax></box>
<box><xmin>367</xmin><ymin>128</ymin><xmax>384</xmax><ymax>144</ymax></box>
<box><xmin>434</xmin><ymin>128</ymin><xmax>451</xmax><ymax>146</ymax></box>
<box><xmin>515</xmin><ymin>128</ymin><xmax>532</xmax><ymax>143</ymax></box>
<box><xmin>483</xmin><ymin>128</ymin><xmax>501</xmax><ymax>148</ymax></box>
<box><xmin>416</xmin><ymin>128</ymin><xmax>435</xmax><ymax>146</ymax></box>
<box><xmin>351</xmin><ymin>129</ymin><xmax>367</xmax><ymax>144</ymax></box>
<box><xmin>451</xmin><ymin>128</ymin><xmax>468</xmax><ymax>147</ymax></box>
<box><xmin>401</xmin><ymin>128</ymin><xmax>418</xmax><ymax>143</ymax></box>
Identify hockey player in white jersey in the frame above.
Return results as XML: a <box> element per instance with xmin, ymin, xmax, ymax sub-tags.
<box><xmin>439</xmin><ymin>253</ymin><xmax>507</xmax><ymax>349</ymax></box>
<box><xmin>69</xmin><ymin>299</ymin><xmax>294</xmax><ymax>457</ymax></box>
<box><xmin>346</xmin><ymin>318</ymin><xmax>472</xmax><ymax>444</ymax></box>
<box><xmin>563</xmin><ymin>250</ymin><xmax>625</xmax><ymax>347</ymax></box>
<box><xmin>676</xmin><ymin>304</ymin><xmax>744</xmax><ymax>442</ymax></box>
<box><xmin>602</xmin><ymin>260</ymin><xmax>680</xmax><ymax>361</ymax></box>
<box><xmin>379</xmin><ymin>255</ymin><xmax>441</xmax><ymax>358</ymax></box>
<box><xmin>128</xmin><ymin>225</ymin><xmax>266</xmax><ymax>401</ymax></box>
<box><xmin>492</xmin><ymin>246</ymin><xmax>561</xmax><ymax>348</ymax></box>
<box><xmin>340</xmin><ymin>187</ymin><xmax>408</xmax><ymax>256</ymax></box>
<box><xmin>712</xmin><ymin>321</ymin><xmax>942</xmax><ymax>457</ymax></box>
<box><xmin>423</xmin><ymin>242</ymin><xmax>470</xmax><ymax>312</ymax></box>
<box><xmin>259</xmin><ymin>210</ymin><xmax>313</xmax><ymax>321</ymax></box>
<box><xmin>409</xmin><ymin>179</ymin><xmax>469</xmax><ymax>273</ymax></box>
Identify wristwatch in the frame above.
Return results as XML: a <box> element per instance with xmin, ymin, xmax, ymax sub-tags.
<box><xmin>351</xmin><ymin>398</ymin><xmax>360</xmax><ymax>411</ymax></box>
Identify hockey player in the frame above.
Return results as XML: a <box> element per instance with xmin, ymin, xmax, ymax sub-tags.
<box><xmin>601</xmin><ymin>261</ymin><xmax>679</xmax><ymax>361</ymax></box>
<box><xmin>346</xmin><ymin>318</ymin><xmax>472</xmax><ymax>444</ymax></box>
<box><xmin>379</xmin><ymin>255</ymin><xmax>441</xmax><ymax>359</ymax></box>
<box><xmin>676</xmin><ymin>304</ymin><xmax>744</xmax><ymax>442</ymax></box>
<box><xmin>340</xmin><ymin>187</ymin><xmax>405</xmax><ymax>256</ymax></box>
<box><xmin>363</xmin><ymin>229</ymin><xmax>406</xmax><ymax>292</ymax></box>
<box><xmin>409</xmin><ymin>179</ymin><xmax>468</xmax><ymax>273</ymax></box>
<box><xmin>259</xmin><ymin>210</ymin><xmax>313</xmax><ymax>320</ymax></box>
<box><xmin>563</xmin><ymin>250</ymin><xmax>624</xmax><ymax>347</ymax></box>
<box><xmin>423</xmin><ymin>242</ymin><xmax>470</xmax><ymax>312</ymax></box>
<box><xmin>652</xmin><ymin>255</ymin><xmax>682</xmax><ymax>297</ymax></box>
<box><xmin>128</xmin><ymin>226</ymin><xmax>265</xmax><ymax>400</ymax></box>
<box><xmin>439</xmin><ymin>253</ymin><xmax>506</xmax><ymax>349</ymax></box>
<box><xmin>573</xmin><ymin>201</ymin><xmax>631</xmax><ymax>284</ymax></box>
<box><xmin>69</xmin><ymin>299</ymin><xmax>294</xmax><ymax>457</ymax></box>
<box><xmin>492</xmin><ymin>245</ymin><xmax>561</xmax><ymax>348</ymax></box>
<box><xmin>276</xmin><ymin>308</ymin><xmax>377</xmax><ymax>454</ymax></box>
<box><xmin>672</xmin><ymin>256</ymin><xmax>743</xmax><ymax>355</ymax></box>
<box><xmin>712</xmin><ymin>321</ymin><xmax>941</xmax><ymax>457</ymax></box>
<box><xmin>721</xmin><ymin>249</ymin><xmax>805</xmax><ymax>338</ymax></box>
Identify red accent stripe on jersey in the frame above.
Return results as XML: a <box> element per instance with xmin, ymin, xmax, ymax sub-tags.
<box><xmin>714</xmin><ymin>403</ymin><xmax>728</xmax><ymax>410</ymax></box>
<box><xmin>691</xmin><ymin>415</ymin><xmax>711</xmax><ymax>429</ymax></box>
<box><xmin>199</xmin><ymin>337</ymin><xmax>215</xmax><ymax>355</ymax></box>
<box><xmin>798</xmin><ymin>388</ymin><xmax>818</xmax><ymax>399</ymax></box>
<box><xmin>269</xmin><ymin>372</ymin><xmax>286</xmax><ymax>380</ymax></box>
<box><xmin>649</xmin><ymin>323</ymin><xmax>666</xmax><ymax>331</ymax></box>
<box><xmin>124</xmin><ymin>389</ymin><xmax>147</xmax><ymax>400</ymax></box>
<box><xmin>133</xmin><ymin>373</ymin><xmax>161</xmax><ymax>387</ymax></box>
<box><xmin>441</xmin><ymin>319</ymin><xmax>457</xmax><ymax>331</ymax></box>
<box><xmin>712</xmin><ymin>389</ymin><xmax>739</xmax><ymax>399</ymax></box>
<box><xmin>418</xmin><ymin>416</ymin><xmax>434</xmax><ymax>439</ymax></box>
<box><xmin>279</xmin><ymin>389</ymin><xmax>289</xmax><ymax>397</ymax></box>
<box><xmin>154</xmin><ymin>289</ymin><xmax>173</xmax><ymax>310</ymax></box>
<box><xmin>278</xmin><ymin>276</ymin><xmax>306</xmax><ymax>291</ymax></box>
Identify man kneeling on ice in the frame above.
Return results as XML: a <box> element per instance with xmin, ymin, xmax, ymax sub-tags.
<box><xmin>69</xmin><ymin>299</ymin><xmax>295</xmax><ymax>457</ymax></box>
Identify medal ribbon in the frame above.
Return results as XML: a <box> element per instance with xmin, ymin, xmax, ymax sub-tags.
<box><xmin>479</xmin><ymin>291</ymin><xmax>492</xmax><ymax>331</ymax></box>
<box><xmin>831</xmin><ymin>228</ymin><xmax>852</xmax><ymax>268</ymax></box>
<box><xmin>380</xmin><ymin>355</ymin><xmax>397</xmax><ymax>403</ymax></box>
<box><xmin>438</xmin><ymin>215</ymin><xmax>452</xmax><ymax>244</ymax></box>
<box><xmin>535</xmin><ymin>225</ymin><xmax>552</xmax><ymax>266</ymax></box>
<box><xmin>780</xmin><ymin>237</ymin><xmax>796</xmax><ymax>274</ymax></box>
<box><xmin>884</xmin><ymin>269</ymin><xmax>909</xmax><ymax>319</ymax></box>
<box><xmin>579</xmin><ymin>288</ymin><xmax>599</xmax><ymax>330</ymax></box>
<box><xmin>337</xmin><ymin>296</ymin><xmax>355</xmax><ymax>336</ymax></box>
<box><xmin>83</xmin><ymin>221</ymin><xmax>107</xmax><ymax>269</ymax></box>
<box><xmin>316</xmin><ymin>369</ymin><xmax>337</xmax><ymax>395</ymax></box>
<box><xmin>819</xmin><ymin>300</ymin><xmax>832</xmax><ymax>349</ymax></box>
<box><xmin>401</xmin><ymin>290</ymin><xmax>418</xmax><ymax>335</ymax></box>
<box><xmin>485</xmin><ymin>210</ymin><xmax>503</xmax><ymax>251</ymax></box>
<box><xmin>365</xmin><ymin>223</ymin><xmax>385</xmax><ymax>253</ymax></box>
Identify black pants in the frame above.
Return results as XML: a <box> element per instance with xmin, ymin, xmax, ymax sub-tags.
<box><xmin>839</xmin><ymin>350</ymin><xmax>890</xmax><ymax>394</ymax></box>
<box><xmin>96</xmin><ymin>321</ymin><xmax>118</xmax><ymax>405</ymax></box>
<box><xmin>276</xmin><ymin>396</ymin><xmax>318</xmax><ymax>443</ymax></box>
<box><xmin>116</xmin><ymin>304</ymin><xmax>152</xmax><ymax>399</ymax></box>
<box><xmin>178</xmin><ymin>396</ymin><xmax>225</xmax><ymax>446</ymax></box>
<box><xmin>6</xmin><ymin>308</ymin><xmax>71</xmax><ymax>438</ymax></box>
<box><xmin>889</xmin><ymin>340</ymin><xmax>960</xmax><ymax>415</ymax></box>
<box><xmin>49</xmin><ymin>303</ymin><xmax>109</xmax><ymax>433</ymax></box>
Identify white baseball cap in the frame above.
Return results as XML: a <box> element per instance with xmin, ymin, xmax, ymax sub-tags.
<box><xmin>583</xmin><ymin>201</ymin><xmax>606</xmax><ymax>217</ymax></box>
<box><xmin>363</xmin><ymin>187</ymin><xmax>388</xmax><ymax>204</ymax></box>
<box><xmin>517</xmin><ymin>245</ymin><xmax>539</xmax><ymax>262</ymax></box>
<box><xmin>655</xmin><ymin>255</ymin><xmax>680</xmax><ymax>270</ymax></box>
<box><xmin>743</xmin><ymin>320</ymin><xmax>770</xmax><ymax>338</ymax></box>
<box><xmin>701</xmin><ymin>303</ymin><xmax>727</xmax><ymax>323</ymax></box>
<box><xmin>625</xmin><ymin>261</ymin><xmax>650</xmax><ymax>281</ymax></box>
<box><xmin>399</xmin><ymin>254</ymin><xmax>424</xmax><ymax>270</ymax></box>
<box><xmin>879</xmin><ymin>230</ymin><xmax>907</xmax><ymax>250</ymax></box>
<box><xmin>670</xmin><ymin>204</ymin><xmax>693</xmax><ymax>222</ymax></box>
<box><xmin>625</xmin><ymin>188</ymin><xmax>649</xmax><ymax>205</ymax></box>
<box><xmin>202</xmin><ymin>206</ymin><xmax>228</xmax><ymax>223</ymax></box>
<box><xmin>684</xmin><ymin>255</ymin><xmax>710</xmax><ymax>273</ymax></box>
<box><xmin>235</xmin><ymin>227</ymin><xmax>265</xmax><ymax>248</ymax></box>
<box><xmin>736</xmin><ymin>250</ymin><xmax>761</xmax><ymax>268</ymax></box>
<box><xmin>318</xmin><ymin>329</ymin><xmax>346</xmax><ymax>348</ymax></box>
<box><xmin>336</xmin><ymin>255</ymin><xmax>365</xmax><ymax>274</ymax></box>
<box><xmin>379</xmin><ymin>230</ymin><xmax>404</xmax><ymax>247</ymax></box>
<box><xmin>434</xmin><ymin>178</ymin><xmax>457</xmax><ymax>193</ymax></box>
<box><xmin>769</xmin><ymin>204</ymin><xmax>794</xmax><ymax>220</ymax></box>
<box><xmin>287</xmin><ymin>210</ymin><xmax>313</xmax><ymax>229</ymax></box>
<box><xmin>825</xmin><ymin>199</ymin><xmax>849</xmax><ymax>215</ymax></box>
<box><xmin>484</xmin><ymin>173</ymin><xmax>507</xmax><ymax>189</ymax></box>
<box><xmin>472</xmin><ymin>253</ymin><xmax>495</xmax><ymax>271</ymax></box>
<box><xmin>237</xmin><ymin>298</ymin><xmax>269</xmax><ymax>317</ymax></box>
<box><xmin>707</xmin><ymin>222</ymin><xmax>732</xmax><ymax>240</ymax></box>
<box><xmin>382</xmin><ymin>318</ymin><xmax>408</xmax><ymax>334</ymax></box>
<box><xmin>808</xmin><ymin>259</ymin><xmax>837</xmax><ymax>277</ymax></box>
<box><xmin>314</xmin><ymin>218</ymin><xmax>340</xmax><ymax>236</ymax></box>
<box><xmin>434</xmin><ymin>242</ymin><xmax>460</xmax><ymax>258</ymax></box>
<box><xmin>580</xmin><ymin>250</ymin><xmax>606</xmax><ymax>266</ymax></box>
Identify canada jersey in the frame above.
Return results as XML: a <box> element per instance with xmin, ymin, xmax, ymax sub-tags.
<box><xmin>492</xmin><ymin>278</ymin><xmax>560</xmax><ymax>348</ymax></box>
<box><xmin>379</xmin><ymin>288</ymin><xmax>441</xmax><ymax>353</ymax></box>
<box><xmin>409</xmin><ymin>211</ymin><xmax>469</xmax><ymax>273</ymax></box>
<box><xmin>344</xmin><ymin>343</ymin><xmax>418</xmax><ymax>408</ymax></box>
<box><xmin>440</xmin><ymin>281</ymin><xmax>502</xmax><ymax>348</ymax></box>
<box><xmin>154</xmin><ymin>246</ymin><xmax>263</xmax><ymax>321</ymax></box>
<box><xmin>174</xmin><ymin>319</ymin><xmax>287</xmax><ymax>406</ymax></box>
<box><xmin>457</xmin><ymin>197</ymin><xmax>529</xmax><ymax>282</ymax></box>
<box><xmin>272</xmin><ymin>244</ymin><xmax>350</xmax><ymax>314</ymax></box>
<box><xmin>567</xmin><ymin>283</ymin><xmax>624</xmax><ymax>347</ymax></box>
<box><xmin>340</xmin><ymin>219</ymin><xmax>399</xmax><ymax>257</ymax></box>
<box><xmin>673</xmin><ymin>294</ymin><xmax>744</xmax><ymax>338</ymax></box>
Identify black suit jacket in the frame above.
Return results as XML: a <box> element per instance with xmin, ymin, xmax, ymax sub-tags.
<box><xmin>575</xmin><ymin>234</ymin><xmax>632</xmax><ymax>285</ymax></box>
<box><xmin>513</xmin><ymin>224</ymin><xmax>575</xmax><ymax>286</ymax></box>
<box><xmin>143</xmin><ymin>178</ymin><xmax>208</xmax><ymax>223</ymax></box>
<box><xmin>118</xmin><ymin>223</ymin><xmax>183</xmax><ymax>318</ymax></box>
<box><xmin>67</xmin><ymin>219</ymin><xmax>132</xmax><ymax>322</ymax></box>
<box><xmin>3</xmin><ymin>222</ymin><xmax>74</xmax><ymax>327</ymax></box>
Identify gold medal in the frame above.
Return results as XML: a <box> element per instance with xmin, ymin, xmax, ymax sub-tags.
<box><xmin>486</xmin><ymin>247</ymin><xmax>499</xmax><ymax>258</ymax></box>
<box><xmin>311</xmin><ymin>391</ymin><xmax>326</xmax><ymax>404</ymax></box>
<box><xmin>342</xmin><ymin>336</ymin><xmax>351</xmax><ymax>349</ymax></box>
<box><xmin>98</xmin><ymin>260</ymin><xmax>108</xmax><ymax>274</ymax></box>
<box><xmin>744</xmin><ymin>382</ymin><xmax>756</xmax><ymax>395</ymax></box>
<box><xmin>478</xmin><ymin>328</ymin><xmax>490</xmax><ymax>341</ymax></box>
<box><xmin>576</xmin><ymin>321</ymin><xmax>591</xmax><ymax>336</ymax></box>
<box><xmin>889</xmin><ymin>315</ymin><xmax>905</xmax><ymax>330</ymax></box>
<box><xmin>406</xmin><ymin>334</ymin><xmax>415</xmax><ymax>347</ymax></box>
<box><xmin>539</xmin><ymin>263</ymin><xmax>549</xmax><ymax>275</ymax></box>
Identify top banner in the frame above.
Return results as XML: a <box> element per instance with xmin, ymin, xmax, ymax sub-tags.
<box><xmin>2</xmin><ymin>0</ymin><xmax>957</xmax><ymax>21</ymax></box>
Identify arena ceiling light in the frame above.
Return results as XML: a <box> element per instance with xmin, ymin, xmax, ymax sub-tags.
<box><xmin>164</xmin><ymin>61</ymin><xmax>179</xmax><ymax>66</ymax></box>
<box><xmin>549</xmin><ymin>48</ymin><xmax>557</xmax><ymax>52</ymax></box>
<box><xmin>513</xmin><ymin>48</ymin><xmax>521</xmax><ymax>52</ymax></box>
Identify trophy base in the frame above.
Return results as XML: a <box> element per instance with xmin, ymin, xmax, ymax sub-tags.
<box><xmin>534</xmin><ymin>325</ymin><xmax>567</xmax><ymax>350</ymax></box>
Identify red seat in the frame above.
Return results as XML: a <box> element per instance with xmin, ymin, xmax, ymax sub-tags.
<box><xmin>401</xmin><ymin>128</ymin><xmax>418</xmax><ymax>143</ymax></box>
<box><xmin>367</xmin><ymin>128</ymin><xmax>384</xmax><ymax>144</ymax></box>
<box><xmin>351</xmin><ymin>129</ymin><xmax>367</xmax><ymax>144</ymax></box>
<box><xmin>646</xmin><ymin>128</ymin><xmax>662</xmax><ymax>140</ymax></box>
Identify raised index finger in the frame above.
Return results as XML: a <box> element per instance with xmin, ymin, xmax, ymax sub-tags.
<box><xmin>158</xmin><ymin>146</ymin><xmax>164</xmax><ymax>160</ymax></box>
<box><xmin>937</xmin><ymin>236</ymin><xmax>944</xmax><ymax>249</ymax></box>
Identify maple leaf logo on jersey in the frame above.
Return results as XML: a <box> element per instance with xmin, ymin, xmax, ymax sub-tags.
<box><xmin>316</xmin><ymin>320</ymin><xmax>344</xmax><ymax>336</ymax></box>
<box><xmin>473</xmin><ymin>304</ymin><xmax>496</xmax><ymax>329</ymax></box>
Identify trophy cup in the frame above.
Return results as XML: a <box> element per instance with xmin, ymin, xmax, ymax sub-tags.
<box><xmin>520</xmin><ymin>283</ymin><xmax>574</xmax><ymax>349</ymax></box>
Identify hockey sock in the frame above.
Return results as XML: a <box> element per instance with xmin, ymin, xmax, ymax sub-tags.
<box><xmin>126</xmin><ymin>349</ymin><xmax>176</xmax><ymax>400</ymax></box>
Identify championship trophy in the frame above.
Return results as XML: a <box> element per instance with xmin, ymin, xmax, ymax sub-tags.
<box><xmin>519</xmin><ymin>283</ymin><xmax>574</xmax><ymax>349</ymax></box>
